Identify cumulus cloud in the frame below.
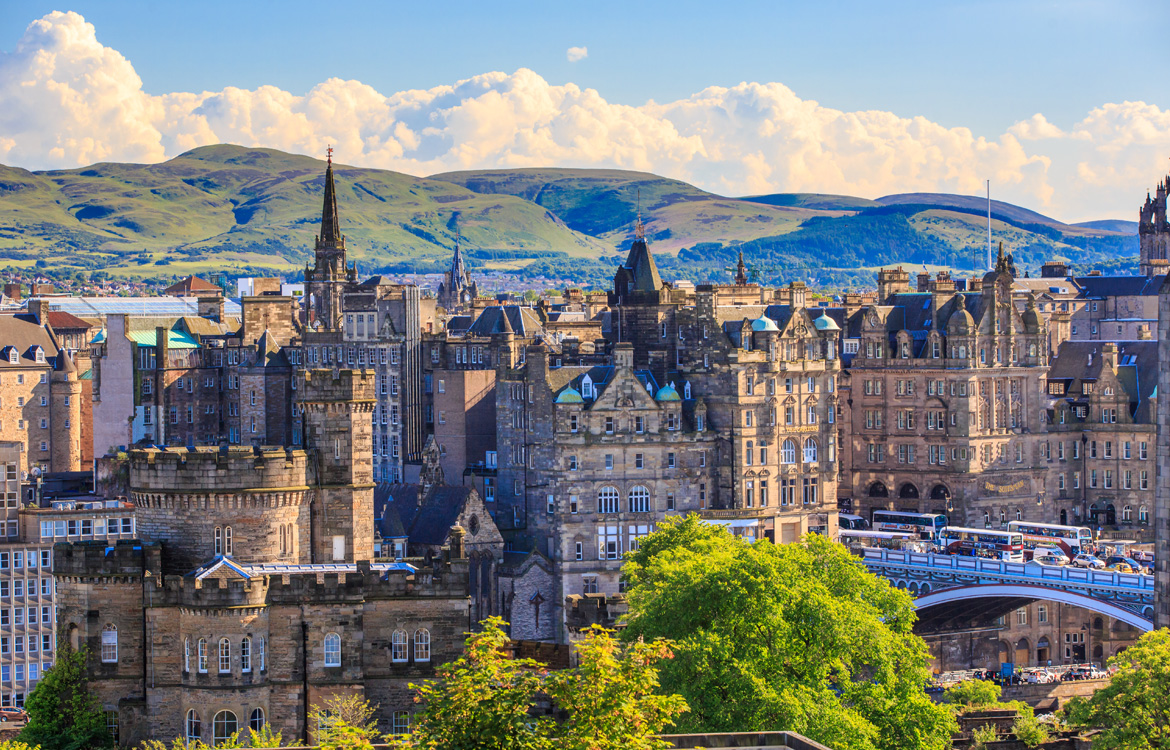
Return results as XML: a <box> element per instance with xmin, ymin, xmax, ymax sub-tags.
<box><xmin>566</xmin><ymin>46</ymin><xmax>588</xmax><ymax>62</ymax></box>
<box><xmin>2</xmin><ymin>11</ymin><xmax>1168</xmax><ymax>221</ymax></box>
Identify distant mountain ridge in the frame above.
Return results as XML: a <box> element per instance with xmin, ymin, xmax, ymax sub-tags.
<box><xmin>0</xmin><ymin>146</ymin><xmax>1138</xmax><ymax>288</ymax></box>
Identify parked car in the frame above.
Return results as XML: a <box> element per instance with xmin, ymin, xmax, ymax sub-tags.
<box><xmin>0</xmin><ymin>707</ymin><xmax>27</xmax><ymax>722</ymax></box>
<box><xmin>1072</xmin><ymin>554</ymin><xmax>1105</xmax><ymax>569</ymax></box>
<box><xmin>1106</xmin><ymin>562</ymin><xmax>1135</xmax><ymax>573</ymax></box>
<box><xmin>1033</xmin><ymin>550</ymin><xmax>1068</xmax><ymax>566</ymax></box>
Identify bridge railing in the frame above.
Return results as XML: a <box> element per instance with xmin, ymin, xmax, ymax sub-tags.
<box><xmin>860</xmin><ymin>549</ymin><xmax>1153</xmax><ymax>591</ymax></box>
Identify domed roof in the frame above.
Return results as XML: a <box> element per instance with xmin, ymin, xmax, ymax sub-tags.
<box><xmin>751</xmin><ymin>315</ymin><xmax>779</xmax><ymax>332</ymax></box>
<box><xmin>1023</xmin><ymin>295</ymin><xmax>1042</xmax><ymax>332</ymax></box>
<box><xmin>947</xmin><ymin>295</ymin><xmax>975</xmax><ymax>333</ymax></box>
<box><xmin>555</xmin><ymin>386</ymin><xmax>584</xmax><ymax>404</ymax></box>
<box><xmin>655</xmin><ymin>385</ymin><xmax>682</xmax><ymax>402</ymax></box>
<box><xmin>814</xmin><ymin>314</ymin><xmax>840</xmax><ymax>332</ymax></box>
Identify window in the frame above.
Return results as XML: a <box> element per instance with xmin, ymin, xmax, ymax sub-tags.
<box><xmin>598</xmin><ymin>487</ymin><xmax>619</xmax><ymax>514</ymax></box>
<box><xmin>198</xmin><ymin>638</ymin><xmax>208</xmax><ymax>672</ymax></box>
<box><xmin>225</xmin><ymin>526</ymin><xmax>233</xmax><ymax>556</ymax></box>
<box><xmin>101</xmin><ymin>624</ymin><xmax>117</xmax><ymax>663</ymax></box>
<box><xmin>781</xmin><ymin>439</ymin><xmax>796</xmax><ymax>464</ymax></box>
<box><xmin>214</xmin><ymin>526</ymin><xmax>222</xmax><ymax>556</ymax></box>
<box><xmin>635</xmin><ymin>453</ymin><xmax>644</xmax><ymax>469</ymax></box>
<box><xmin>629</xmin><ymin>486</ymin><xmax>651</xmax><ymax>513</ymax></box>
<box><xmin>186</xmin><ymin>710</ymin><xmax>201</xmax><ymax>742</ymax></box>
<box><xmin>392</xmin><ymin>630</ymin><xmax>408</xmax><ymax>662</ymax></box>
<box><xmin>803</xmin><ymin>438</ymin><xmax>818</xmax><ymax>463</ymax></box>
<box><xmin>414</xmin><ymin>629</ymin><xmax>431</xmax><ymax>662</ymax></box>
<box><xmin>1016</xmin><ymin>608</ymin><xmax>1028</xmax><ymax>625</ymax></box>
<box><xmin>605</xmin><ymin>454</ymin><xmax>613</xmax><ymax>470</ymax></box>
<box><xmin>240</xmin><ymin>636</ymin><xmax>251</xmax><ymax>673</ymax></box>
<box><xmin>599</xmin><ymin>525</ymin><xmax>621</xmax><ymax>560</ymax></box>
<box><xmin>213</xmin><ymin>711</ymin><xmax>238</xmax><ymax>746</ymax></box>
<box><xmin>249</xmin><ymin>708</ymin><xmax>265</xmax><ymax>733</ymax></box>
<box><xmin>257</xmin><ymin>636</ymin><xmax>265</xmax><ymax>671</ymax></box>
<box><xmin>184</xmin><ymin>638</ymin><xmax>190</xmax><ymax>672</ymax></box>
<box><xmin>575</xmin><ymin>542</ymin><xmax>583</xmax><ymax>560</ymax></box>
<box><xmin>667</xmin><ymin>452</ymin><xmax>676</xmax><ymax>469</ymax></box>
<box><xmin>219</xmin><ymin>638</ymin><xmax>231</xmax><ymax>673</ymax></box>
<box><xmin>324</xmin><ymin>633</ymin><xmax>341</xmax><ymax>667</ymax></box>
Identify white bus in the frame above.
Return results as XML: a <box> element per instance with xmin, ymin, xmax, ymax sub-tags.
<box><xmin>938</xmin><ymin>527</ymin><xmax>1025</xmax><ymax>562</ymax></box>
<box><xmin>872</xmin><ymin>510</ymin><xmax>948</xmax><ymax>540</ymax></box>
<box><xmin>838</xmin><ymin>529</ymin><xmax>924</xmax><ymax>551</ymax></box>
<box><xmin>838</xmin><ymin>514</ymin><xmax>871</xmax><ymax>530</ymax></box>
<box><xmin>1005</xmin><ymin>521</ymin><xmax>1093</xmax><ymax>558</ymax></box>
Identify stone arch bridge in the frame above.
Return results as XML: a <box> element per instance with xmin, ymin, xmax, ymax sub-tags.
<box><xmin>859</xmin><ymin>548</ymin><xmax>1154</xmax><ymax>631</ymax></box>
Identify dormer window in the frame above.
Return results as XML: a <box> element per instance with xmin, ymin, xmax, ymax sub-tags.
<box><xmin>581</xmin><ymin>376</ymin><xmax>593</xmax><ymax>399</ymax></box>
<box><xmin>32</xmin><ymin>348</ymin><xmax>44</xmax><ymax>364</ymax></box>
<box><xmin>6</xmin><ymin>349</ymin><xmax>16</xmax><ymax>365</ymax></box>
<box><xmin>683</xmin><ymin>382</ymin><xmax>691</xmax><ymax>400</ymax></box>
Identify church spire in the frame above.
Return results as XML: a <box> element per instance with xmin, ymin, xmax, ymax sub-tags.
<box><xmin>735</xmin><ymin>250</ymin><xmax>749</xmax><ymax>285</ymax></box>
<box><xmin>317</xmin><ymin>146</ymin><xmax>343</xmax><ymax>250</ymax></box>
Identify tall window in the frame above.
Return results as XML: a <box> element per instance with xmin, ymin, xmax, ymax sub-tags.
<box><xmin>803</xmin><ymin>438</ymin><xmax>818</xmax><ymax>463</ymax></box>
<box><xmin>392</xmin><ymin>630</ymin><xmax>408</xmax><ymax>662</ymax></box>
<box><xmin>249</xmin><ymin>708</ymin><xmax>265</xmax><ymax>733</ymax></box>
<box><xmin>240</xmin><ymin>636</ymin><xmax>251</xmax><ymax>673</ymax></box>
<box><xmin>186</xmin><ymin>710</ymin><xmax>201</xmax><ymax>742</ymax></box>
<box><xmin>324</xmin><ymin>633</ymin><xmax>342</xmax><ymax>667</ymax></box>
<box><xmin>184</xmin><ymin>638</ymin><xmax>190</xmax><ymax>673</ymax></box>
<box><xmin>628</xmin><ymin>486</ymin><xmax>651</xmax><ymax>513</ymax></box>
<box><xmin>213</xmin><ymin>711</ymin><xmax>238</xmax><ymax>746</ymax></box>
<box><xmin>214</xmin><ymin>526</ymin><xmax>222</xmax><ymax>556</ymax></box>
<box><xmin>257</xmin><ymin>636</ymin><xmax>265</xmax><ymax>671</ymax></box>
<box><xmin>414</xmin><ymin>629</ymin><xmax>431</xmax><ymax>662</ymax></box>
<box><xmin>781</xmin><ymin>439</ymin><xmax>796</xmax><ymax>464</ymax></box>
<box><xmin>100</xmin><ymin>624</ymin><xmax>117</xmax><ymax>663</ymax></box>
<box><xmin>218</xmin><ymin>638</ymin><xmax>231</xmax><ymax>673</ymax></box>
<box><xmin>198</xmin><ymin>638</ymin><xmax>208</xmax><ymax>672</ymax></box>
<box><xmin>597</xmin><ymin>487</ymin><xmax>619</xmax><ymax>514</ymax></box>
<box><xmin>225</xmin><ymin>526</ymin><xmax>233</xmax><ymax>556</ymax></box>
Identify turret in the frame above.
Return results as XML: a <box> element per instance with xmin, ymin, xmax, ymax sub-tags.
<box><xmin>877</xmin><ymin>267</ymin><xmax>911</xmax><ymax>304</ymax></box>
<box><xmin>50</xmin><ymin>350</ymin><xmax>82</xmax><ymax>472</ymax></box>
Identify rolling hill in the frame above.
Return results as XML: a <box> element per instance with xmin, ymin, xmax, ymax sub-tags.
<box><xmin>0</xmin><ymin>146</ymin><xmax>1140</xmax><ymax>289</ymax></box>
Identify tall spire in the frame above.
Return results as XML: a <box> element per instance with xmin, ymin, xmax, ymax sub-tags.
<box><xmin>451</xmin><ymin>222</ymin><xmax>466</xmax><ymax>281</ymax></box>
<box><xmin>735</xmin><ymin>250</ymin><xmax>748</xmax><ymax>285</ymax></box>
<box><xmin>634</xmin><ymin>187</ymin><xmax>645</xmax><ymax>240</ymax></box>
<box><xmin>318</xmin><ymin>146</ymin><xmax>343</xmax><ymax>249</ymax></box>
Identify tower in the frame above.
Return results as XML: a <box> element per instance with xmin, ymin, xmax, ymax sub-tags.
<box><xmin>49</xmin><ymin>350</ymin><xmax>81</xmax><ymax>472</ymax></box>
<box><xmin>1139</xmin><ymin>175</ymin><xmax>1170</xmax><ymax>277</ymax></box>
<box><xmin>437</xmin><ymin>229</ymin><xmax>478</xmax><ymax>313</ymax></box>
<box><xmin>304</xmin><ymin>149</ymin><xmax>356</xmax><ymax>331</ymax></box>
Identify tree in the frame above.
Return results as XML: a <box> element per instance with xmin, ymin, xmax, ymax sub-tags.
<box><xmin>943</xmin><ymin>680</ymin><xmax>1002</xmax><ymax>708</ymax></box>
<box><xmin>1064</xmin><ymin>628</ymin><xmax>1170</xmax><ymax>748</ymax></box>
<box><xmin>543</xmin><ymin>626</ymin><xmax>688</xmax><ymax>750</ymax></box>
<box><xmin>397</xmin><ymin>617</ymin><xmax>553</xmax><ymax>750</ymax></box>
<box><xmin>621</xmin><ymin>515</ymin><xmax>957</xmax><ymax>750</ymax></box>
<box><xmin>309</xmin><ymin>694</ymin><xmax>380</xmax><ymax>749</ymax></box>
<box><xmin>18</xmin><ymin>645</ymin><xmax>113</xmax><ymax>750</ymax></box>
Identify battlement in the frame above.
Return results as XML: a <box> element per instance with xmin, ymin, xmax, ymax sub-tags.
<box><xmin>298</xmin><ymin>368</ymin><xmax>376</xmax><ymax>403</ymax></box>
<box><xmin>129</xmin><ymin>446</ymin><xmax>310</xmax><ymax>493</ymax></box>
<box><xmin>53</xmin><ymin>540</ymin><xmax>162</xmax><ymax>578</ymax></box>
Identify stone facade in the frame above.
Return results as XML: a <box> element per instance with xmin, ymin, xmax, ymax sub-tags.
<box><xmin>1139</xmin><ymin>173</ymin><xmax>1170</xmax><ymax>277</ymax></box>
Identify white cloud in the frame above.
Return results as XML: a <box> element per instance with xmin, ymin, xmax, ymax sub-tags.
<box><xmin>2</xmin><ymin>11</ymin><xmax>1168</xmax><ymax>221</ymax></box>
<box><xmin>566</xmin><ymin>46</ymin><xmax>588</xmax><ymax>62</ymax></box>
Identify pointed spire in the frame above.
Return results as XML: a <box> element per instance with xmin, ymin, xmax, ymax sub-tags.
<box><xmin>995</xmin><ymin>241</ymin><xmax>1008</xmax><ymax>273</ymax></box>
<box><xmin>634</xmin><ymin>187</ymin><xmax>645</xmax><ymax>240</ymax></box>
<box><xmin>318</xmin><ymin>146</ymin><xmax>342</xmax><ymax>248</ymax></box>
<box><xmin>735</xmin><ymin>250</ymin><xmax>748</xmax><ymax>285</ymax></box>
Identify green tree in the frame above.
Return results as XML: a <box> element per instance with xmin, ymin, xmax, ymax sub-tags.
<box><xmin>1064</xmin><ymin>628</ymin><xmax>1170</xmax><ymax>748</ymax></box>
<box><xmin>543</xmin><ymin>626</ymin><xmax>688</xmax><ymax>750</ymax></box>
<box><xmin>1011</xmin><ymin>710</ymin><xmax>1050</xmax><ymax>748</ymax></box>
<box><xmin>398</xmin><ymin>617</ymin><xmax>552</xmax><ymax>750</ymax></box>
<box><xmin>943</xmin><ymin>680</ymin><xmax>1002</xmax><ymax>708</ymax></box>
<box><xmin>18</xmin><ymin>646</ymin><xmax>113</xmax><ymax>750</ymax></box>
<box><xmin>309</xmin><ymin>694</ymin><xmax>379</xmax><ymax>749</ymax></box>
<box><xmin>621</xmin><ymin>515</ymin><xmax>957</xmax><ymax>750</ymax></box>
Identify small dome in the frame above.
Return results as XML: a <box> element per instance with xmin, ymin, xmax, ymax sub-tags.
<box><xmin>555</xmin><ymin>386</ymin><xmax>584</xmax><ymax>404</ymax></box>
<box><xmin>814</xmin><ymin>314</ymin><xmax>840</xmax><ymax>332</ymax></box>
<box><xmin>751</xmin><ymin>315</ymin><xmax>779</xmax><ymax>332</ymax></box>
<box><xmin>948</xmin><ymin>296</ymin><xmax>975</xmax><ymax>334</ymax></box>
<box><xmin>1023</xmin><ymin>296</ymin><xmax>1042</xmax><ymax>332</ymax></box>
<box><xmin>655</xmin><ymin>385</ymin><xmax>682</xmax><ymax>402</ymax></box>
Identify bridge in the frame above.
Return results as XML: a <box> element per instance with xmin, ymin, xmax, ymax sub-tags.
<box><xmin>859</xmin><ymin>549</ymin><xmax>1154</xmax><ymax>631</ymax></box>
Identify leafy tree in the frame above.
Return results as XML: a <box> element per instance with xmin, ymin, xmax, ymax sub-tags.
<box><xmin>309</xmin><ymin>694</ymin><xmax>379</xmax><ymax>749</ymax></box>
<box><xmin>397</xmin><ymin>617</ymin><xmax>552</xmax><ymax>750</ymax></box>
<box><xmin>1064</xmin><ymin>628</ymin><xmax>1170</xmax><ymax>748</ymax></box>
<box><xmin>543</xmin><ymin>626</ymin><xmax>688</xmax><ymax>750</ymax></box>
<box><xmin>970</xmin><ymin>724</ymin><xmax>998</xmax><ymax>750</ymax></box>
<box><xmin>18</xmin><ymin>646</ymin><xmax>113</xmax><ymax>750</ymax></box>
<box><xmin>1011</xmin><ymin>711</ymin><xmax>1050</xmax><ymax>748</ymax></box>
<box><xmin>621</xmin><ymin>515</ymin><xmax>957</xmax><ymax>750</ymax></box>
<box><xmin>943</xmin><ymin>680</ymin><xmax>1002</xmax><ymax>708</ymax></box>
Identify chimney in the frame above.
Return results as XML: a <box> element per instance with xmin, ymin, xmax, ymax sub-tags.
<box><xmin>27</xmin><ymin>298</ymin><xmax>49</xmax><ymax>324</ymax></box>
<box><xmin>917</xmin><ymin>272</ymin><xmax>931</xmax><ymax>292</ymax></box>
<box><xmin>198</xmin><ymin>296</ymin><xmax>225</xmax><ymax>323</ymax></box>
<box><xmin>876</xmin><ymin>267</ymin><xmax>911</xmax><ymax>304</ymax></box>
<box><xmin>614</xmin><ymin>342</ymin><xmax>634</xmax><ymax>371</ymax></box>
<box><xmin>788</xmin><ymin>281</ymin><xmax>807</xmax><ymax>310</ymax></box>
<box><xmin>1101</xmin><ymin>343</ymin><xmax>1118</xmax><ymax>372</ymax></box>
<box><xmin>3</xmin><ymin>284</ymin><xmax>22</xmax><ymax>301</ymax></box>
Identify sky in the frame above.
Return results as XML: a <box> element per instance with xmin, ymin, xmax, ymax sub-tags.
<box><xmin>1</xmin><ymin>1</ymin><xmax>1168</xmax><ymax>222</ymax></box>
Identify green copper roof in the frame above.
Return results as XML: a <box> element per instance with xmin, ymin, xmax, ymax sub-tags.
<box><xmin>555</xmin><ymin>386</ymin><xmax>584</xmax><ymax>404</ymax></box>
<box><xmin>126</xmin><ymin>329</ymin><xmax>199</xmax><ymax>350</ymax></box>
<box><xmin>655</xmin><ymin>385</ymin><xmax>681</xmax><ymax>402</ymax></box>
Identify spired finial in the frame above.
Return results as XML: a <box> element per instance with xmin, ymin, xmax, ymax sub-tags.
<box><xmin>634</xmin><ymin>186</ymin><xmax>645</xmax><ymax>240</ymax></box>
<box><xmin>326</xmin><ymin>145</ymin><xmax>334</xmax><ymax>165</ymax></box>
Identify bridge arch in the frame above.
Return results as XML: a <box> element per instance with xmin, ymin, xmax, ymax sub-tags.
<box><xmin>914</xmin><ymin>584</ymin><xmax>1151</xmax><ymax>631</ymax></box>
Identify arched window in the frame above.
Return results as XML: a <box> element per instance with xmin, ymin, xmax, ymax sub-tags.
<box><xmin>186</xmin><ymin>710</ymin><xmax>201</xmax><ymax>742</ymax></box>
<box><xmin>683</xmin><ymin>382</ymin><xmax>691</xmax><ymax>400</ymax></box>
<box><xmin>414</xmin><ymin>629</ymin><xmax>431</xmax><ymax>662</ymax></box>
<box><xmin>1123</xmin><ymin>505</ymin><xmax>1132</xmax><ymax>522</ymax></box>
<box><xmin>214</xmin><ymin>526</ymin><xmax>223</xmax><ymax>556</ymax></box>
<box><xmin>240</xmin><ymin>636</ymin><xmax>251</xmax><ymax>673</ymax></box>
<box><xmin>868</xmin><ymin>482</ymin><xmax>888</xmax><ymax>498</ymax></box>
<box><xmin>745</xmin><ymin>440</ymin><xmax>754</xmax><ymax>466</ymax></box>
<box><xmin>225</xmin><ymin>526</ymin><xmax>233</xmax><ymax>556</ymax></box>
<box><xmin>197</xmin><ymin>638</ymin><xmax>208</xmax><ymax>673</ymax></box>
<box><xmin>324</xmin><ymin>633</ymin><xmax>341</xmax><ymax>667</ymax></box>
<box><xmin>597</xmin><ymin>487</ymin><xmax>619</xmax><ymax>514</ymax></box>
<box><xmin>392</xmin><ymin>630</ymin><xmax>408</xmax><ymax>662</ymax></box>
<box><xmin>218</xmin><ymin>638</ymin><xmax>231</xmax><ymax>673</ymax></box>
<box><xmin>184</xmin><ymin>638</ymin><xmax>190</xmax><ymax>673</ymax></box>
<box><xmin>999</xmin><ymin>510</ymin><xmax>1006</xmax><ymax>525</ymax></box>
<box><xmin>898</xmin><ymin>484</ymin><xmax>919</xmax><ymax>500</ymax></box>
<box><xmin>803</xmin><ymin>438</ymin><xmax>818</xmax><ymax>463</ymax></box>
<box><xmin>1140</xmin><ymin>506</ymin><xmax>1149</xmax><ymax>523</ymax></box>
<box><xmin>257</xmin><ymin>636</ymin><xmax>266</xmax><ymax>671</ymax></box>
<box><xmin>781</xmin><ymin>439</ymin><xmax>796</xmax><ymax>464</ymax></box>
<box><xmin>958</xmin><ymin>345</ymin><xmax>966</xmax><ymax>359</ymax></box>
<box><xmin>628</xmin><ymin>486</ymin><xmax>651</xmax><ymax>513</ymax></box>
<box><xmin>249</xmin><ymin>708</ymin><xmax>265</xmax><ymax>733</ymax></box>
<box><xmin>1015</xmin><ymin>508</ymin><xmax>1022</xmax><ymax>521</ymax></box>
<box><xmin>279</xmin><ymin>525</ymin><xmax>286</xmax><ymax>556</ymax></box>
<box><xmin>101</xmin><ymin>624</ymin><xmax>118</xmax><ymax>663</ymax></box>
<box><xmin>213</xmin><ymin>711</ymin><xmax>238</xmax><ymax>746</ymax></box>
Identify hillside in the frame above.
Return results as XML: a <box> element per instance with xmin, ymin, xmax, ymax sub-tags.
<box><xmin>0</xmin><ymin>147</ymin><xmax>1139</xmax><ymax>289</ymax></box>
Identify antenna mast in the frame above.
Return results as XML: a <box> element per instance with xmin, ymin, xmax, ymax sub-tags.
<box><xmin>986</xmin><ymin>179</ymin><xmax>992</xmax><ymax>271</ymax></box>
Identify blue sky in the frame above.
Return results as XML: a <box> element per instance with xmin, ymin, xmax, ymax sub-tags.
<box><xmin>1</xmin><ymin>1</ymin><xmax>1168</xmax><ymax>220</ymax></box>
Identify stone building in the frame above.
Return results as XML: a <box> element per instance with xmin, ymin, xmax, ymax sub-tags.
<box><xmin>436</xmin><ymin>235</ymin><xmax>478</xmax><ymax>314</ymax></box>
<box><xmin>1139</xmin><ymin>173</ymin><xmax>1170</xmax><ymax>277</ymax></box>
<box><xmin>54</xmin><ymin>368</ymin><xmax>471</xmax><ymax>746</ymax></box>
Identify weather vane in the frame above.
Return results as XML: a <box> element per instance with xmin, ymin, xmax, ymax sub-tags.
<box><xmin>326</xmin><ymin>145</ymin><xmax>334</xmax><ymax>164</ymax></box>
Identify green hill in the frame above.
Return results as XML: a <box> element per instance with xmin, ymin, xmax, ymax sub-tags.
<box><xmin>0</xmin><ymin>147</ymin><xmax>1139</xmax><ymax>290</ymax></box>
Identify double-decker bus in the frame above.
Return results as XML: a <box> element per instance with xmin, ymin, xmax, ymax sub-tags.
<box><xmin>838</xmin><ymin>529</ymin><xmax>923</xmax><ymax>551</ymax></box>
<box><xmin>1005</xmin><ymin>521</ymin><xmax>1093</xmax><ymax>558</ymax></box>
<box><xmin>838</xmin><ymin>514</ymin><xmax>871</xmax><ymax>530</ymax></box>
<box><xmin>872</xmin><ymin>510</ymin><xmax>948</xmax><ymax>540</ymax></box>
<box><xmin>938</xmin><ymin>527</ymin><xmax>1025</xmax><ymax>562</ymax></box>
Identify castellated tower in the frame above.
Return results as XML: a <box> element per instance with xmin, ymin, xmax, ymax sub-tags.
<box><xmin>1140</xmin><ymin>175</ymin><xmax>1170</xmax><ymax>277</ymax></box>
<box><xmin>49</xmin><ymin>351</ymin><xmax>81</xmax><ymax>472</ymax></box>
<box><xmin>298</xmin><ymin>368</ymin><xmax>376</xmax><ymax>563</ymax></box>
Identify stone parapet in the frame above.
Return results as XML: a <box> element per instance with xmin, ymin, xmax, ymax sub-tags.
<box><xmin>53</xmin><ymin>539</ymin><xmax>162</xmax><ymax>578</ymax></box>
<box><xmin>299</xmin><ymin>368</ymin><xmax>376</xmax><ymax>403</ymax></box>
<box><xmin>129</xmin><ymin>446</ymin><xmax>310</xmax><ymax>493</ymax></box>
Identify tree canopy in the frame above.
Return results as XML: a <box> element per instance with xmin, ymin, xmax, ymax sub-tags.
<box><xmin>1065</xmin><ymin>628</ymin><xmax>1170</xmax><ymax>749</ymax></box>
<box><xmin>18</xmin><ymin>646</ymin><xmax>113</xmax><ymax>750</ymax></box>
<box><xmin>620</xmin><ymin>515</ymin><xmax>957</xmax><ymax>750</ymax></box>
